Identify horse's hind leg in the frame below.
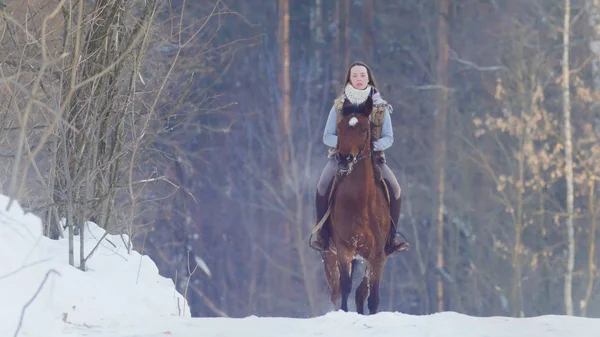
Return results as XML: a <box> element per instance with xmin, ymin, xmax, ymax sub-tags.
<box><xmin>337</xmin><ymin>250</ymin><xmax>354</xmax><ymax>312</ymax></box>
<box><xmin>367</xmin><ymin>258</ymin><xmax>386</xmax><ymax>314</ymax></box>
<box><xmin>355</xmin><ymin>275</ymin><xmax>369</xmax><ymax>315</ymax></box>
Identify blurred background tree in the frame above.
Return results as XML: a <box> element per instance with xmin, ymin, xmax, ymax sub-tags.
<box><xmin>2</xmin><ymin>0</ymin><xmax>600</xmax><ymax>320</ymax></box>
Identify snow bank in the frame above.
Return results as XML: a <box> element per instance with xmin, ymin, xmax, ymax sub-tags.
<box><xmin>0</xmin><ymin>194</ymin><xmax>190</xmax><ymax>336</ymax></box>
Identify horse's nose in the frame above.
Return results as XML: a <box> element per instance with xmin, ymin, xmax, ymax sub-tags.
<box><xmin>336</xmin><ymin>153</ymin><xmax>354</xmax><ymax>170</ymax></box>
<box><xmin>337</xmin><ymin>153</ymin><xmax>351</xmax><ymax>163</ymax></box>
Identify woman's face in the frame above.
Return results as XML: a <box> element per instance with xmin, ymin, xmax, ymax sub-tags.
<box><xmin>349</xmin><ymin>65</ymin><xmax>369</xmax><ymax>90</ymax></box>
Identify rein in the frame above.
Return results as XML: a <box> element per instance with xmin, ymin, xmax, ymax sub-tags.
<box><xmin>352</xmin><ymin>128</ymin><xmax>371</xmax><ymax>163</ymax></box>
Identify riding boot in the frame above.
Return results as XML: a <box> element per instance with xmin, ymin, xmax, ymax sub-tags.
<box><xmin>310</xmin><ymin>159</ymin><xmax>336</xmax><ymax>252</ymax></box>
<box><xmin>310</xmin><ymin>190</ymin><xmax>331</xmax><ymax>252</ymax></box>
<box><xmin>385</xmin><ymin>182</ymin><xmax>410</xmax><ymax>255</ymax></box>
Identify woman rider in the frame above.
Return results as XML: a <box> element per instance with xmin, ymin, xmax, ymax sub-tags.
<box><xmin>310</xmin><ymin>61</ymin><xmax>410</xmax><ymax>255</ymax></box>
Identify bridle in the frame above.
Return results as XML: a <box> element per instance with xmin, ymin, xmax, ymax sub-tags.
<box><xmin>336</xmin><ymin>115</ymin><xmax>371</xmax><ymax>175</ymax></box>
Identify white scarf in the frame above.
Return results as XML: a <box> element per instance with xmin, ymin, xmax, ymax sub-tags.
<box><xmin>344</xmin><ymin>84</ymin><xmax>371</xmax><ymax>105</ymax></box>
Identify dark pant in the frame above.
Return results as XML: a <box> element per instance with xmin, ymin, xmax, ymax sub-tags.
<box><xmin>317</xmin><ymin>157</ymin><xmax>402</xmax><ymax>200</ymax></box>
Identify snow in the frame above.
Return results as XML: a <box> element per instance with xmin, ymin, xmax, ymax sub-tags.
<box><xmin>2</xmin><ymin>193</ymin><xmax>600</xmax><ymax>337</ymax></box>
<box><xmin>0</xmin><ymin>194</ymin><xmax>189</xmax><ymax>337</ymax></box>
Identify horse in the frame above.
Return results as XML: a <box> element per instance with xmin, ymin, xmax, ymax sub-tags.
<box><xmin>321</xmin><ymin>97</ymin><xmax>391</xmax><ymax>315</ymax></box>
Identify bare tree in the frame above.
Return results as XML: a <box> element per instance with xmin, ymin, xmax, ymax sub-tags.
<box><xmin>562</xmin><ymin>0</ymin><xmax>575</xmax><ymax>316</ymax></box>
<box><xmin>0</xmin><ymin>0</ymin><xmax>226</xmax><ymax>275</ymax></box>
<box><xmin>434</xmin><ymin>0</ymin><xmax>450</xmax><ymax>312</ymax></box>
<box><xmin>470</xmin><ymin>14</ymin><xmax>567</xmax><ymax>315</ymax></box>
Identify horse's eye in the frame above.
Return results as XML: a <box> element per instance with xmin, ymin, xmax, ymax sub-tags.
<box><xmin>362</xmin><ymin>128</ymin><xmax>368</xmax><ymax>133</ymax></box>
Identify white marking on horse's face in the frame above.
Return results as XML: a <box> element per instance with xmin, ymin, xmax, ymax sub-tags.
<box><xmin>349</xmin><ymin>117</ymin><xmax>358</xmax><ymax>126</ymax></box>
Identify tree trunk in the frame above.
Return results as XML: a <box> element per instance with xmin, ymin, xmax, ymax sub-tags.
<box><xmin>581</xmin><ymin>179</ymin><xmax>597</xmax><ymax>316</ymax></box>
<box><xmin>343</xmin><ymin>0</ymin><xmax>350</xmax><ymax>68</ymax></box>
<box><xmin>539</xmin><ymin>190</ymin><xmax>551</xmax><ymax>315</ymax></box>
<box><xmin>278</xmin><ymin>0</ymin><xmax>291</xmax><ymax>166</ymax></box>
<box><xmin>435</xmin><ymin>0</ymin><xmax>450</xmax><ymax>313</ymax></box>
<box><xmin>334</xmin><ymin>1</ymin><xmax>341</xmax><ymax>83</ymax></box>
<box><xmin>513</xmin><ymin>135</ymin><xmax>524</xmax><ymax>317</ymax></box>
<box><xmin>587</xmin><ymin>0</ymin><xmax>600</xmax><ymax>102</ymax></box>
<box><xmin>362</xmin><ymin>0</ymin><xmax>374</xmax><ymax>65</ymax></box>
<box><xmin>310</xmin><ymin>0</ymin><xmax>324</xmax><ymax>81</ymax></box>
<box><xmin>563</xmin><ymin>0</ymin><xmax>575</xmax><ymax>316</ymax></box>
<box><xmin>334</xmin><ymin>0</ymin><xmax>350</xmax><ymax>83</ymax></box>
<box><xmin>277</xmin><ymin>0</ymin><xmax>293</xmax><ymax>306</ymax></box>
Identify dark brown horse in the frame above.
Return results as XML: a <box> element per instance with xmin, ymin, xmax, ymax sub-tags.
<box><xmin>321</xmin><ymin>97</ymin><xmax>391</xmax><ymax>315</ymax></box>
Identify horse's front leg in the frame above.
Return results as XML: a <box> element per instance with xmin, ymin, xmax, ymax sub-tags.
<box><xmin>355</xmin><ymin>275</ymin><xmax>369</xmax><ymax>314</ymax></box>
<box><xmin>322</xmin><ymin>250</ymin><xmax>340</xmax><ymax>308</ymax></box>
<box><xmin>336</xmin><ymin>248</ymin><xmax>354</xmax><ymax>312</ymax></box>
<box><xmin>367</xmin><ymin>257</ymin><xmax>387</xmax><ymax>314</ymax></box>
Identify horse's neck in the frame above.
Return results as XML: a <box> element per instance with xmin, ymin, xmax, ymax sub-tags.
<box><xmin>354</xmin><ymin>157</ymin><xmax>373</xmax><ymax>181</ymax></box>
<box><xmin>341</xmin><ymin>157</ymin><xmax>374</xmax><ymax>202</ymax></box>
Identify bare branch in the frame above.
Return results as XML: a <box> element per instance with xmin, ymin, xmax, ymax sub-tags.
<box><xmin>13</xmin><ymin>269</ymin><xmax>61</xmax><ymax>337</ymax></box>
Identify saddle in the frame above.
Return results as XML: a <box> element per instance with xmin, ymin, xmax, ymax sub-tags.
<box><xmin>311</xmin><ymin>156</ymin><xmax>391</xmax><ymax>235</ymax></box>
<box><xmin>330</xmin><ymin>159</ymin><xmax>391</xmax><ymax>204</ymax></box>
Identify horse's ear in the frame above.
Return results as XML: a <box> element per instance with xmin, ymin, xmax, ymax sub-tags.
<box><xmin>342</xmin><ymin>101</ymin><xmax>361</xmax><ymax>116</ymax></box>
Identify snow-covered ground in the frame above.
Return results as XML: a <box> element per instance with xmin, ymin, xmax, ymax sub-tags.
<box><xmin>2</xmin><ymin>193</ymin><xmax>600</xmax><ymax>337</ymax></box>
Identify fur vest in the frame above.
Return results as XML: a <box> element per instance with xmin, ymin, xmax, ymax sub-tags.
<box><xmin>328</xmin><ymin>89</ymin><xmax>392</xmax><ymax>159</ymax></box>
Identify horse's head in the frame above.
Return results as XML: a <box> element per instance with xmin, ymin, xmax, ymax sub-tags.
<box><xmin>336</xmin><ymin>97</ymin><xmax>372</xmax><ymax>173</ymax></box>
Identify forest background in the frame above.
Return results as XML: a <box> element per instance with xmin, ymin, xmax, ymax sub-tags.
<box><xmin>2</xmin><ymin>0</ymin><xmax>600</xmax><ymax>319</ymax></box>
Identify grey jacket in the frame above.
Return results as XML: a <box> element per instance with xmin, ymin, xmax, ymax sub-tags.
<box><xmin>322</xmin><ymin>98</ymin><xmax>394</xmax><ymax>152</ymax></box>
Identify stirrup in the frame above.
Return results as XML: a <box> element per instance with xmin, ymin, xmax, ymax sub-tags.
<box><xmin>394</xmin><ymin>241</ymin><xmax>410</xmax><ymax>252</ymax></box>
<box><xmin>310</xmin><ymin>240</ymin><xmax>326</xmax><ymax>252</ymax></box>
<box><xmin>309</xmin><ymin>233</ymin><xmax>327</xmax><ymax>252</ymax></box>
<box><xmin>386</xmin><ymin>240</ymin><xmax>410</xmax><ymax>255</ymax></box>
